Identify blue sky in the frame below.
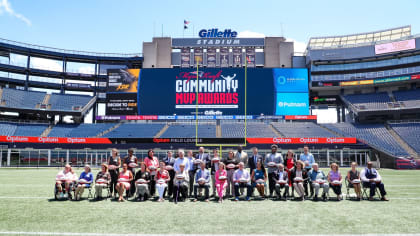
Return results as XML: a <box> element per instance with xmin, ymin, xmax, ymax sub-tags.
<box><xmin>0</xmin><ymin>0</ymin><xmax>418</xmax><ymax>54</ymax></box>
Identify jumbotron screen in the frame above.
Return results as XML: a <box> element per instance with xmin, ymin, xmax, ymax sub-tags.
<box><xmin>137</xmin><ymin>68</ymin><xmax>309</xmax><ymax>116</ymax></box>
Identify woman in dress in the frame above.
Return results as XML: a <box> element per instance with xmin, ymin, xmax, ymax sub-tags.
<box><xmin>134</xmin><ymin>162</ymin><xmax>151</xmax><ymax>201</ymax></box>
<box><xmin>116</xmin><ymin>163</ymin><xmax>133</xmax><ymax>202</ymax></box>
<box><xmin>108</xmin><ymin>148</ymin><xmax>121</xmax><ymax>198</ymax></box>
<box><xmin>347</xmin><ymin>162</ymin><xmax>361</xmax><ymax>200</ymax></box>
<box><xmin>144</xmin><ymin>149</ymin><xmax>159</xmax><ymax>197</ymax></box>
<box><xmin>251</xmin><ymin>161</ymin><xmax>267</xmax><ymax>198</ymax></box>
<box><xmin>95</xmin><ymin>163</ymin><xmax>111</xmax><ymax>199</ymax></box>
<box><xmin>155</xmin><ymin>161</ymin><xmax>171</xmax><ymax>202</ymax></box>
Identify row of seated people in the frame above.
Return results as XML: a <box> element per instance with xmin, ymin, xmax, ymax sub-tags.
<box><xmin>55</xmin><ymin>148</ymin><xmax>388</xmax><ymax>202</ymax></box>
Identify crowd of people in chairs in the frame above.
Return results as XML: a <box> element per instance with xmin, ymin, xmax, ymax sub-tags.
<box><xmin>55</xmin><ymin>145</ymin><xmax>389</xmax><ymax>203</ymax></box>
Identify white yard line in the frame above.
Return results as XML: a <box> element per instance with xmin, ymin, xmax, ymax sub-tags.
<box><xmin>1</xmin><ymin>233</ymin><xmax>420</xmax><ymax>236</ymax></box>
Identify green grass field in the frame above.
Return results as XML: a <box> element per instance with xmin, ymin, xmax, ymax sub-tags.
<box><xmin>0</xmin><ymin>168</ymin><xmax>419</xmax><ymax>235</ymax></box>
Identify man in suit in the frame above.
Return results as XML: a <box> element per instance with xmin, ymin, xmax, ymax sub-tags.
<box><xmin>164</xmin><ymin>150</ymin><xmax>176</xmax><ymax>197</ymax></box>
<box><xmin>234</xmin><ymin>145</ymin><xmax>248</xmax><ymax>167</ymax></box>
<box><xmin>193</xmin><ymin>161</ymin><xmax>211</xmax><ymax>202</ymax></box>
<box><xmin>248</xmin><ymin>147</ymin><xmax>263</xmax><ymax>172</ymax></box>
<box><xmin>273</xmin><ymin>163</ymin><xmax>289</xmax><ymax>200</ymax></box>
<box><xmin>265</xmin><ymin>144</ymin><xmax>284</xmax><ymax>198</ymax></box>
<box><xmin>196</xmin><ymin>147</ymin><xmax>210</xmax><ymax>168</ymax></box>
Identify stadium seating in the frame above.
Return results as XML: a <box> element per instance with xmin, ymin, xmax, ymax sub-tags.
<box><xmin>0</xmin><ymin>122</ymin><xmax>48</xmax><ymax>136</ymax></box>
<box><xmin>342</xmin><ymin>93</ymin><xmax>392</xmax><ymax>110</ymax></box>
<box><xmin>1</xmin><ymin>88</ymin><xmax>45</xmax><ymax>109</ymax></box>
<box><xmin>272</xmin><ymin>122</ymin><xmax>337</xmax><ymax>137</ymax></box>
<box><xmin>221</xmin><ymin>121</ymin><xmax>277</xmax><ymax>138</ymax></box>
<box><xmin>104</xmin><ymin>123</ymin><xmax>166</xmax><ymax>138</ymax></box>
<box><xmin>393</xmin><ymin>89</ymin><xmax>420</xmax><ymax>108</ymax></box>
<box><xmin>390</xmin><ymin>122</ymin><xmax>420</xmax><ymax>154</ymax></box>
<box><xmin>48</xmin><ymin>123</ymin><xmax>115</xmax><ymax>137</ymax></box>
<box><xmin>0</xmin><ymin>88</ymin><xmax>94</xmax><ymax>112</ymax></box>
<box><xmin>323</xmin><ymin>123</ymin><xmax>409</xmax><ymax>156</ymax></box>
<box><xmin>161</xmin><ymin>122</ymin><xmax>216</xmax><ymax>138</ymax></box>
<box><xmin>48</xmin><ymin>93</ymin><xmax>93</xmax><ymax>111</ymax></box>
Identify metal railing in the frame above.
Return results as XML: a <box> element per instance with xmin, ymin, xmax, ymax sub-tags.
<box><xmin>0</xmin><ymin>37</ymin><xmax>142</xmax><ymax>58</ymax></box>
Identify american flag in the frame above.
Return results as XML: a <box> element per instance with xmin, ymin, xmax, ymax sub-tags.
<box><xmin>184</xmin><ymin>20</ymin><xmax>190</xmax><ymax>29</ymax></box>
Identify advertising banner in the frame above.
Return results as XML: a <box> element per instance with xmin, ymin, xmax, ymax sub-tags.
<box><xmin>206</xmin><ymin>48</ymin><xmax>216</xmax><ymax>67</ymax></box>
<box><xmin>220</xmin><ymin>48</ymin><xmax>229</xmax><ymax>67</ymax></box>
<box><xmin>106</xmin><ymin>93</ymin><xmax>138</xmax><ymax>115</ymax></box>
<box><xmin>107</xmin><ymin>69</ymin><xmax>140</xmax><ymax>93</ymax></box>
<box><xmin>247</xmin><ymin>137</ymin><xmax>357</xmax><ymax>144</ymax></box>
<box><xmin>232</xmin><ymin>48</ymin><xmax>242</xmax><ymax>67</ymax></box>
<box><xmin>194</xmin><ymin>48</ymin><xmax>203</xmax><ymax>66</ymax></box>
<box><xmin>181</xmin><ymin>48</ymin><xmax>191</xmax><ymax>68</ymax></box>
<box><xmin>0</xmin><ymin>136</ymin><xmax>111</xmax><ymax>144</ymax></box>
<box><xmin>375</xmin><ymin>39</ymin><xmax>416</xmax><ymax>55</ymax></box>
<box><xmin>245</xmin><ymin>48</ymin><xmax>255</xmax><ymax>67</ymax></box>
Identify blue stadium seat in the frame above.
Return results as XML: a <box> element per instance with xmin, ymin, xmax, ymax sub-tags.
<box><xmin>390</xmin><ymin>122</ymin><xmax>420</xmax><ymax>154</ymax></box>
<box><xmin>161</xmin><ymin>122</ymin><xmax>216</xmax><ymax>138</ymax></box>
<box><xmin>323</xmin><ymin>123</ymin><xmax>408</xmax><ymax>157</ymax></box>
<box><xmin>271</xmin><ymin>122</ymin><xmax>337</xmax><ymax>137</ymax></box>
<box><xmin>221</xmin><ymin>121</ymin><xmax>277</xmax><ymax>138</ymax></box>
<box><xmin>343</xmin><ymin>93</ymin><xmax>391</xmax><ymax>110</ymax></box>
<box><xmin>104</xmin><ymin>123</ymin><xmax>166</xmax><ymax>138</ymax></box>
<box><xmin>1</xmin><ymin>88</ymin><xmax>44</xmax><ymax>109</ymax></box>
<box><xmin>393</xmin><ymin>89</ymin><xmax>420</xmax><ymax>108</ymax></box>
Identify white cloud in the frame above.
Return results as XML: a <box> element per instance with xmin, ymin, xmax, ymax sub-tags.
<box><xmin>0</xmin><ymin>0</ymin><xmax>31</xmax><ymax>26</ymax></box>
<box><xmin>286</xmin><ymin>38</ymin><xmax>307</xmax><ymax>53</ymax></box>
<box><xmin>237</xmin><ymin>30</ymin><xmax>265</xmax><ymax>38</ymax></box>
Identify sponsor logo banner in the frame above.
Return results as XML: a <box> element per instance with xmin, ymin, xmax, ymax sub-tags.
<box><xmin>107</xmin><ymin>69</ymin><xmax>140</xmax><ymax>93</ymax></box>
<box><xmin>0</xmin><ymin>136</ymin><xmax>111</xmax><ymax>144</ymax></box>
<box><xmin>181</xmin><ymin>48</ymin><xmax>191</xmax><ymax>68</ymax></box>
<box><xmin>285</xmin><ymin>115</ymin><xmax>317</xmax><ymax>120</ymax></box>
<box><xmin>247</xmin><ymin>137</ymin><xmax>357</xmax><ymax>144</ymax></box>
<box><xmin>375</xmin><ymin>39</ymin><xmax>416</xmax><ymax>55</ymax></box>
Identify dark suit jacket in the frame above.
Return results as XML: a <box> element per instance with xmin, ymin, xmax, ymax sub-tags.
<box><xmin>195</xmin><ymin>153</ymin><xmax>210</xmax><ymax>168</ymax></box>
<box><xmin>248</xmin><ymin>154</ymin><xmax>263</xmax><ymax>171</ymax></box>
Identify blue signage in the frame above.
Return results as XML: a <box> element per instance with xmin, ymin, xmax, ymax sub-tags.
<box><xmin>198</xmin><ymin>28</ymin><xmax>237</xmax><ymax>38</ymax></box>
<box><xmin>275</xmin><ymin>92</ymin><xmax>309</xmax><ymax>115</ymax></box>
<box><xmin>273</xmin><ymin>68</ymin><xmax>309</xmax><ymax>93</ymax></box>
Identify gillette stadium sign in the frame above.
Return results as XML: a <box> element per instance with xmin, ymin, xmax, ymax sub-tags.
<box><xmin>172</xmin><ymin>28</ymin><xmax>264</xmax><ymax>47</ymax></box>
<box><xmin>198</xmin><ymin>28</ymin><xmax>238</xmax><ymax>38</ymax></box>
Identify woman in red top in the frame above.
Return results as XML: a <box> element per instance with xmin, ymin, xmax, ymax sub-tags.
<box><xmin>155</xmin><ymin>161</ymin><xmax>170</xmax><ymax>202</ymax></box>
<box><xmin>116</xmin><ymin>163</ymin><xmax>133</xmax><ymax>202</ymax></box>
<box><xmin>144</xmin><ymin>149</ymin><xmax>159</xmax><ymax>197</ymax></box>
<box><xmin>284</xmin><ymin>149</ymin><xmax>295</xmax><ymax>187</ymax></box>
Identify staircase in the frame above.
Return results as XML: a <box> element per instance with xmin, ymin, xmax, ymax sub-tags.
<box><xmin>42</xmin><ymin>94</ymin><xmax>51</xmax><ymax>105</ymax></box>
<box><xmin>269</xmin><ymin>123</ymin><xmax>283</xmax><ymax>137</ymax></box>
<box><xmin>216</xmin><ymin>123</ymin><xmax>222</xmax><ymax>138</ymax></box>
<box><xmin>96</xmin><ymin>122</ymin><xmax>123</xmax><ymax>137</ymax></box>
<box><xmin>0</xmin><ymin>88</ymin><xmax>4</xmax><ymax>106</ymax></box>
<box><xmin>385</xmin><ymin>124</ymin><xmax>419</xmax><ymax>158</ymax></box>
<box><xmin>154</xmin><ymin>124</ymin><xmax>170</xmax><ymax>138</ymax></box>
<box><xmin>41</xmin><ymin>124</ymin><xmax>54</xmax><ymax>137</ymax></box>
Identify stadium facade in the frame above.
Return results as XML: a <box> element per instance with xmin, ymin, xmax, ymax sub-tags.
<box><xmin>0</xmin><ymin>26</ymin><xmax>419</xmax><ymax>169</ymax></box>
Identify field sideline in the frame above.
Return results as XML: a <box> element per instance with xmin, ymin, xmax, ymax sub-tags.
<box><xmin>0</xmin><ymin>168</ymin><xmax>419</xmax><ymax>235</ymax></box>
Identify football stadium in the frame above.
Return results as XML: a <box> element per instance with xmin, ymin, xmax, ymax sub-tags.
<box><xmin>0</xmin><ymin>1</ymin><xmax>420</xmax><ymax>235</ymax></box>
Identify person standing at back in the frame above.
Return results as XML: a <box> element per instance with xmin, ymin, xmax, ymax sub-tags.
<box><xmin>108</xmin><ymin>148</ymin><xmax>121</xmax><ymax>199</ymax></box>
<box><xmin>196</xmin><ymin>147</ymin><xmax>210</xmax><ymax>168</ymax></box>
<box><xmin>299</xmin><ymin>146</ymin><xmax>315</xmax><ymax>197</ymax></box>
<box><xmin>234</xmin><ymin>145</ymin><xmax>248</xmax><ymax>167</ymax></box>
<box><xmin>248</xmin><ymin>147</ymin><xmax>263</xmax><ymax>172</ymax></box>
<box><xmin>164</xmin><ymin>150</ymin><xmax>176</xmax><ymax>197</ymax></box>
<box><xmin>123</xmin><ymin>148</ymin><xmax>137</xmax><ymax>197</ymax></box>
<box><xmin>265</xmin><ymin>144</ymin><xmax>283</xmax><ymax>198</ymax></box>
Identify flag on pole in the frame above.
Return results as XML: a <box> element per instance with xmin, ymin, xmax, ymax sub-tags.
<box><xmin>184</xmin><ymin>20</ymin><xmax>190</xmax><ymax>29</ymax></box>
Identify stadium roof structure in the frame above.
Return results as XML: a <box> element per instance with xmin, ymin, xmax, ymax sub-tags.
<box><xmin>308</xmin><ymin>25</ymin><xmax>412</xmax><ymax>49</ymax></box>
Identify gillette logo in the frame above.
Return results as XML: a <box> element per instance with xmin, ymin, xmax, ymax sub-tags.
<box><xmin>199</xmin><ymin>28</ymin><xmax>237</xmax><ymax>38</ymax></box>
